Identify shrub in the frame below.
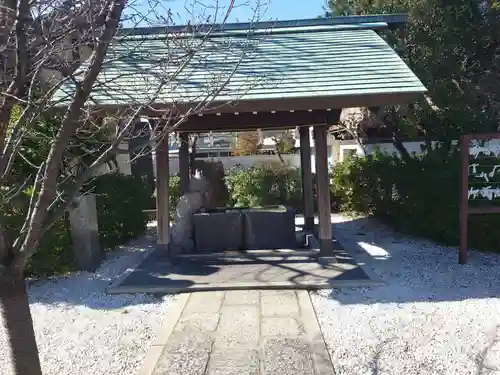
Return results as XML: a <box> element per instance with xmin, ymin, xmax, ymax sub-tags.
<box><xmin>331</xmin><ymin>146</ymin><xmax>500</xmax><ymax>253</ymax></box>
<box><xmin>90</xmin><ymin>173</ymin><xmax>150</xmax><ymax>251</ymax></box>
<box><xmin>226</xmin><ymin>162</ymin><xmax>303</xmax><ymax>210</ymax></box>
<box><xmin>4</xmin><ymin>188</ymin><xmax>75</xmax><ymax>277</ymax></box>
<box><xmin>27</xmin><ymin>216</ymin><xmax>74</xmax><ymax>277</ymax></box>
<box><xmin>169</xmin><ymin>175</ymin><xmax>181</xmax><ymax>220</ymax></box>
<box><xmin>151</xmin><ymin>175</ymin><xmax>181</xmax><ymax>220</ymax></box>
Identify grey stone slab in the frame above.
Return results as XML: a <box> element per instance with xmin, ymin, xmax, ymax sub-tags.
<box><xmin>207</xmin><ymin>345</ymin><xmax>260</xmax><ymax>375</ymax></box>
<box><xmin>152</xmin><ymin>350</ymin><xmax>211</xmax><ymax>375</ymax></box>
<box><xmin>183</xmin><ymin>291</ymin><xmax>224</xmax><ymax>315</ymax></box>
<box><xmin>155</xmin><ymin>321</ymin><xmax>214</xmax><ymax>375</ymax></box>
<box><xmin>174</xmin><ymin>312</ymin><xmax>220</xmax><ymax>333</ymax></box>
<box><xmin>261</xmin><ymin>317</ymin><xmax>303</xmax><ymax>337</ymax></box>
<box><xmin>261</xmin><ymin>290</ymin><xmax>300</xmax><ymax>317</ymax></box>
<box><xmin>165</xmin><ymin>329</ymin><xmax>214</xmax><ymax>354</ymax></box>
<box><xmin>262</xmin><ymin>338</ymin><xmax>315</xmax><ymax>375</ymax></box>
<box><xmin>223</xmin><ymin>290</ymin><xmax>260</xmax><ymax>305</ymax></box>
<box><xmin>215</xmin><ymin>305</ymin><xmax>260</xmax><ymax>346</ymax></box>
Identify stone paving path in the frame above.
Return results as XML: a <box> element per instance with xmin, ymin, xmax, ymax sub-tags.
<box><xmin>140</xmin><ymin>290</ymin><xmax>335</xmax><ymax>375</ymax></box>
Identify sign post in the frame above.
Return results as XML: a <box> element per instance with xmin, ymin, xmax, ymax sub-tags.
<box><xmin>460</xmin><ymin>133</ymin><xmax>500</xmax><ymax>264</ymax></box>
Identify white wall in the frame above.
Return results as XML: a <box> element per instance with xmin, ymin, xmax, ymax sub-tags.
<box><xmin>151</xmin><ymin>151</ymin><xmax>333</xmax><ymax>176</ymax></box>
<box><xmin>333</xmin><ymin>140</ymin><xmax>433</xmax><ymax>164</ymax></box>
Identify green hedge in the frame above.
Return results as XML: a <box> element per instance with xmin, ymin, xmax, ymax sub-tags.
<box><xmin>226</xmin><ymin>162</ymin><xmax>304</xmax><ymax>210</ymax></box>
<box><xmin>169</xmin><ymin>175</ymin><xmax>181</xmax><ymax>220</ymax></box>
<box><xmin>331</xmin><ymin>148</ymin><xmax>500</xmax><ymax>253</ymax></box>
<box><xmin>27</xmin><ymin>217</ymin><xmax>75</xmax><ymax>277</ymax></box>
<box><xmin>91</xmin><ymin>173</ymin><xmax>149</xmax><ymax>251</ymax></box>
<box><xmin>167</xmin><ymin>163</ymin><xmax>308</xmax><ymax>213</ymax></box>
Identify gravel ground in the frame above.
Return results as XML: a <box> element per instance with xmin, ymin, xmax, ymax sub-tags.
<box><xmin>311</xmin><ymin>214</ymin><xmax>500</xmax><ymax>375</ymax></box>
<box><xmin>0</xmin><ymin>227</ymin><xmax>174</xmax><ymax>375</ymax></box>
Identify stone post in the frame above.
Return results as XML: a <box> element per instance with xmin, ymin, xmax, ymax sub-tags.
<box><xmin>68</xmin><ymin>194</ymin><xmax>101</xmax><ymax>271</ymax></box>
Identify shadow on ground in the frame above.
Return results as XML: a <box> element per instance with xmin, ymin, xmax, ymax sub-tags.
<box><xmin>28</xmin><ymin>215</ymin><xmax>500</xmax><ymax>310</ymax></box>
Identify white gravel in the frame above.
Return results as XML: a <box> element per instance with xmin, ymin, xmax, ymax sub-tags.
<box><xmin>311</xmin><ymin>214</ymin><xmax>500</xmax><ymax>375</ymax></box>
<box><xmin>0</xmin><ymin>227</ymin><xmax>175</xmax><ymax>375</ymax></box>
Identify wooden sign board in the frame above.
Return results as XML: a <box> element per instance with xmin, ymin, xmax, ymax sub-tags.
<box><xmin>460</xmin><ymin>133</ymin><xmax>500</xmax><ymax>264</ymax></box>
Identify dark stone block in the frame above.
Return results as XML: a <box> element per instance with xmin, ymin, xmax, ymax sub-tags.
<box><xmin>193</xmin><ymin>209</ymin><xmax>244</xmax><ymax>252</ymax></box>
<box><xmin>243</xmin><ymin>205</ymin><xmax>297</xmax><ymax>250</ymax></box>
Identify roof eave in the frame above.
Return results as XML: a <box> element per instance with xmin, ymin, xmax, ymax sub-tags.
<box><xmin>56</xmin><ymin>90</ymin><xmax>426</xmax><ymax>118</ymax></box>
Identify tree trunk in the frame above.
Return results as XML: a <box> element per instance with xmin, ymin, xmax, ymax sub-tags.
<box><xmin>276</xmin><ymin>146</ymin><xmax>285</xmax><ymax>164</ymax></box>
<box><xmin>392</xmin><ymin>131</ymin><xmax>412</xmax><ymax>161</ymax></box>
<box><xmin>0</xmin><ymin>274</ymin><xmax>43</xmax><ymax>375</ymax></box>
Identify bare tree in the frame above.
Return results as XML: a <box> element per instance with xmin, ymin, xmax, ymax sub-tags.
<box><xmin>0</xmin><ymin>0</ymin><xmax>265</xmax><ymax>373</ymax></box>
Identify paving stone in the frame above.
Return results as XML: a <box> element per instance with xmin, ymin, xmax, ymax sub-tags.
<box><xmin>261</xmin><ymin>290</ymin><xmax>297</xmax><ymax>297</ymax></box>
<box><xmin>223</xmin><ymin>290</ymin><xmax>260</xmax><ymax>305</ymax></box>
<box><xmin>215</xmin><ymin>305</ymin><xmax>259</xmax><ymax>346</ymax></box>
<box><xmin>183</xmin><ymin>291</ymin><xmax>224</xmax><ymax>315</ymax></box>
<box><xmin>174</xmin><ymin>312</ymin><xmax>220</xmax><ymax>333</ymax></box>
<box><xmin>155</xmin><ymin>310</ymin><xmax>214</xmax><ymax>373</ymax></box>
<box><xmin>262</xmin><ymin>338</ymin><xmax>315</xmax><ymax>375</ymax></box>
<box><xmin>261</xmin><ymin>290</ymin><xmax>300</xmax><ymax>317</ymax></box>
<box><xmin>207</xmin><ymin>345</ymin><xmax>260</xmax><ymax>375</ymax></box>
<box><xmin>165</xmin><ymin>328</ymin><xmax>213</xmax><ymax>354</ymax></box>
<box><xmin>261</xmin><ymin>317</ymin><xmax>302</xmax><ymax>337</ymax></box>
<box><xmin>152</xmin><ymin>349</ymin><xmax>210</xmax><ymax>375</ymax></box>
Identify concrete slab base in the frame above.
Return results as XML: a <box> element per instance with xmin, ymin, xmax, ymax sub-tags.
<box><xmin>107</xmin><ymin>250</ymin><xmax>381</xmax><ymax>294</ymax></box>
<box><xmin>107</xmin><ymin>223</ymin><xmax>382</xmax><ymax>295</ymax></box>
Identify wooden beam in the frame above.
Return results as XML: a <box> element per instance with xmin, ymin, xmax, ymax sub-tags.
<box><xmin>175</xmin><ymin>110</ymin><xmax>337</xmax><ymax>132</ymax></box>
<box><xmin>314</xmin><ymin>124</ymin><xmax>334</xmax><ymax>259</ymax></box>
<box><xmin>155</xmin><ymin>135</ymin><xmax>170</xmax><ymax>247</ymax></box>
<box><xmin>178</xmin><ymin>132</ymin><xmax>190</xmax><ymax>194</ymax></box>
<box><xmin>299</xmin><ymin>126</ymin><xmax>314</xmax><ymax>231</ymax></box>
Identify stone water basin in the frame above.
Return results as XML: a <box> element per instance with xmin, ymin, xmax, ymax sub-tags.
<box><xmin>193</xmin><ymin>205</ymin><xmax>296</xmax><ymax>253</ymax></box>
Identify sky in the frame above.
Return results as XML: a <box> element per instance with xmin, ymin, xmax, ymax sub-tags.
<box><xmin>124</xmin><ymin>0</ymin><xmax>329</xmax><ymax>27</ymax></box>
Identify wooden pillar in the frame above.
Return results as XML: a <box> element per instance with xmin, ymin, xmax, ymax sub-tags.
<box><xmin>155</xmin><ymin>135</ymin><xmax>170</xmax><ymax>246</ymax></box>
<box><xmin>313</xmin><ymin>125</ymin><xmax>334</xmax><ymax>259</ymax></box>
<box><xmin>299</xmin><ymin>126</ymin><xmax>314</xmax><ymax>231</ymax></box>
<box><xmin>179</xmin><ymin>132</ymin><xmax>190</xmax><ymax>194</ymax></box>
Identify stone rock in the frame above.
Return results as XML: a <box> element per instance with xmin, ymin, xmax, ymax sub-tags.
<box><xmin>169</xmin><ymin>160</ymin><xmax>230</xmax><ymax>255</ymax></box>
<box><xmin>193</xmin><ymin>160</ymin><xmax>229</xmax><ymax>209</ymax></box>
<box><xmin>170</xmin><ymin>175</ymin><xmax>208</xmax><ymax>255</ymax></box>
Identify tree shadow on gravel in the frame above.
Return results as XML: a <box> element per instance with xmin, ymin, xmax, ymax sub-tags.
<box><xmin>326</xmin><ymin>216</ymin><xmax>500</xmax><ymax>305</ymax></box>
<box><xmin>363</xmin><ymin>333</ymin><xmax>500</xmax><ymax>375</ymax></box>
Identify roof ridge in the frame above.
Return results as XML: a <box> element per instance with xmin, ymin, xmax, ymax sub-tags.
<box><xmin>117</xmin><ymin>14</ymin><xmax>407</xmax><ymax>38</ymax></box>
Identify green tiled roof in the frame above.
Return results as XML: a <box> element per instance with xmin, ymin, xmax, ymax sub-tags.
<box><xmin>52</xmin><ymin>17</ymin><xmax>426</xmax><ymax>108</ymax></box>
